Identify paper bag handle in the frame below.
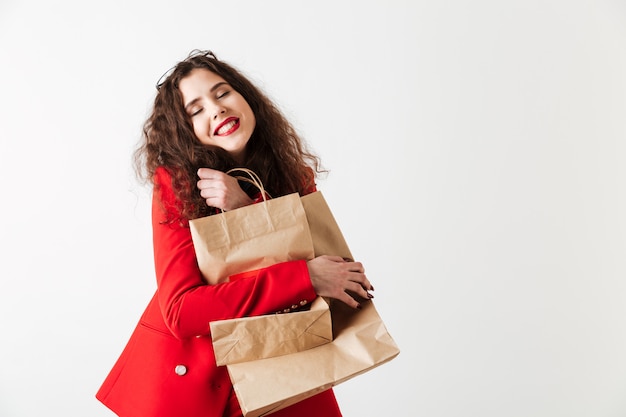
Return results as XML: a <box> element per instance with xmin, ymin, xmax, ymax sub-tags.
<box><xmin>226</xmin><ymin>167</ymin><xmax>272</xmax><ymax>202</ymax></box>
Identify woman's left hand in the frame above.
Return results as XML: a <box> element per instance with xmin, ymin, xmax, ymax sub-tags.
<box><xmin>306</xmin><ymin>255</ymin><xmax>374</xmax><ymax>309</ymax></box>
<box><xmin>197</xmin><ymin>168</ymin><xmax>254</xmax><ymax>211</ymax></box>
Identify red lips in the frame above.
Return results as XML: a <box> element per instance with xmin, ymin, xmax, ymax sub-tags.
<box><xmin>213</xmin><ymin>117</ymin><xmax>240</xmax><ymax>136</ymax></box>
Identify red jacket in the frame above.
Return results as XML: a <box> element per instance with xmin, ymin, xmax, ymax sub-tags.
<box><xmin>96</xmin><ymin>167</ymin><xmax>342</xmax><ymax>417</ymax></box>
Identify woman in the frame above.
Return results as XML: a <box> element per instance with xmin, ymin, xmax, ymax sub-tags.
<box><xmin>96</xmin><ymin>50</ymin><xmax>373</xmax><ymax>417</ymax></box>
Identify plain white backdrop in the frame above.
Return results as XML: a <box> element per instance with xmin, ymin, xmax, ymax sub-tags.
<box><xmin>1</xmin><ymin>1</ymin><xmax>626</xmax><ymax>416</ymax></box>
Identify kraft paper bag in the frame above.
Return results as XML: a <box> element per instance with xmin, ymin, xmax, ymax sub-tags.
<box><xmin>210</xmin><ymin>296</ymin><xmax>332</xmax><ymax>366</ymax></box>
<box><xmin>189</xmin><ymin>191</ymin><xmax>315</xmax><ymax>285</ymax></box>
<box><xmin>227</xmin><ymin>299</ymin><xmax>400</xmax><ymax>417</ymax></box>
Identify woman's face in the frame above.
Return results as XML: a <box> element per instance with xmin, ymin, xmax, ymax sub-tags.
<box><xmin>179</xmin><ymin>68</ymin><xmax>256</xmax><ymax>163</ymax></box>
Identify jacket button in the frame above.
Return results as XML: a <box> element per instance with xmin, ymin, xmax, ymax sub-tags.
<box><xmin>174</xmin><ymin>365</ymin><xmax>187</xmax><ymax>376</ymax></box>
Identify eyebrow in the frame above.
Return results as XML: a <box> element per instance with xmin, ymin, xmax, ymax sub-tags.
<box><xmin>184</xmin><ymin>81</ymin><xmax>230</xmax><ymax>111</ymax></box>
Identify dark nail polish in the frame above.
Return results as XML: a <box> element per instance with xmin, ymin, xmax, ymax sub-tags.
<box><xmin>356</xmin><ymin>303</ymin><xmax>362</xmax><ymax>310</ymax></box>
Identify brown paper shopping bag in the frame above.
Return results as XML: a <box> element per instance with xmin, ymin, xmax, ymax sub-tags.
<box><xmin>210</xmin><ymin>296</ymin><xmax>332</xmax><ymax>366</ymax></box>
<box><xmin>189</xmin><ymin>169</ymin><xmax>315</xmax><ymax>285</ymax></box>
<box><xmin>227</xmin><ymin>299</ymin><xmax>399</xmax><ymax>417</ymax></box>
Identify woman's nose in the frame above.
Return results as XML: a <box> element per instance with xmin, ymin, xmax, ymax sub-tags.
<box><xmin>213</xmin><ymin>107</ymin><xmax>226</xmax><ymax>120</ymax></box>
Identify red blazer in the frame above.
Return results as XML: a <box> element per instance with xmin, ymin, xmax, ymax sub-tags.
<box><xmin>96</xmin><ymin>167</ymin><xmax>342</xmax><ymax>417</ymax></box>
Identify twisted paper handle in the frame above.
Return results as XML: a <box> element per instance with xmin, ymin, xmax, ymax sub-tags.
<box><xmin>226</xmin><ymin>168</ymin><xmax>272</xmax><ymax>202</ymax></box>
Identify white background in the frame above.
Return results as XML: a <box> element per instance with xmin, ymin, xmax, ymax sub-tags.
<box><xmin>1</xmin><ymin>1</ymin><xmax>626</xmax><ymax>416</ymax></box>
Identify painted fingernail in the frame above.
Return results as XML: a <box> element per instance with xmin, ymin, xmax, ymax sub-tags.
<box><xmin>367</xmin><ymin>293</ymin><xmax>374</xmax><ymax>299</ymax></box>
<box><xmin>356</xmin><ymin>303</ymin><xmax>362</xmax><ymax>310</ymax></box>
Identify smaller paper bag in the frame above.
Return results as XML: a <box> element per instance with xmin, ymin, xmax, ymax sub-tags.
<box><xmin>227</xmin><ymin>299</ymin><xmax>400</xmax><ymax>417</ymax></box>
<box><xmin>190</xmin><ymin>192</ymin><xmax>315</xmax><ymax>285</ymax></box>
<box><xmin>210</xmin><ymin>297</ymin><xmax>332</xmax><ymax>366</ymax></box>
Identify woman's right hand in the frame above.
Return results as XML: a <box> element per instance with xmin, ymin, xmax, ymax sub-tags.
<box><xmin>196</xmin><ymin>168</ymin><xmax>254</xmax><ymax>211</ymax></box>
<box><xmin>306</xmin><ymin>255</ymin><xmax>374</xmax><ymax>309</ymax></box>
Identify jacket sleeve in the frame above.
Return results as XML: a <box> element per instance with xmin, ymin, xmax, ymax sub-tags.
<box><xmin>151</xmin><ymin>167</ymin><xmax>317</xmax><ymax>340</ymax></box>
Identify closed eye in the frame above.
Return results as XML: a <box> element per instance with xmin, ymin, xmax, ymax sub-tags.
<box><xmin>189</xmin><ymin>107</ymin><xmax>203</xmax><ymax>117</ymax></box>
<box><xmin>217</xmin><ymin>90</ymin><xmax>230</xmax><ymax>99</ymax></box>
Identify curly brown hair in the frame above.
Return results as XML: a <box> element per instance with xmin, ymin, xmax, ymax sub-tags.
<box><xmin>134</xmin><ymin>51</ymin><xmax>323</xmax><ymax>221</ymax></box>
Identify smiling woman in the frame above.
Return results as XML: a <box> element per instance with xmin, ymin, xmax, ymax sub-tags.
<box><xmin>95</xmin><ymin>50</ymin><xmax>374</xmax><ymax>417</ymax></box>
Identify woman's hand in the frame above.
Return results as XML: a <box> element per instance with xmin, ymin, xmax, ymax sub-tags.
<box><xmin>197</xmin><ymin>168</ymin><xmax>254</xmax><ymax>211</ymax></box>
<box><xmin>307</xmin><ymin>255</ymin><xmax>374</xmax><ymax>309</ymax></box>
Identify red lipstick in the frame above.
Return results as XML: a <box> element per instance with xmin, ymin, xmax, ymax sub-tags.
<box><xmin>213</xmin><ymin>117</ymin><xmax>240</xmax><ymax>136</ymax></box>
